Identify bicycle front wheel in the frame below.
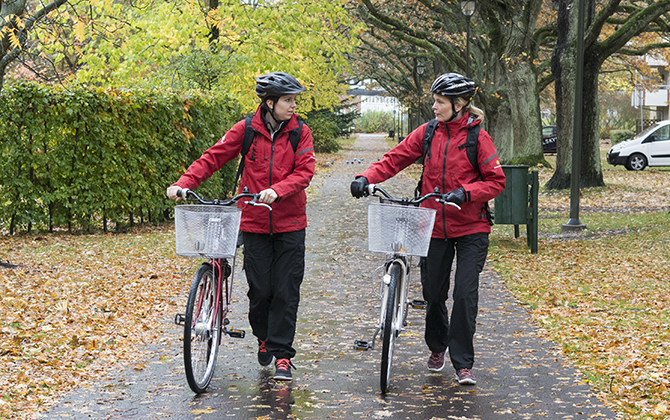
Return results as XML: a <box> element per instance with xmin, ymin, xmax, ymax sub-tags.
<box><xmin>380</xmin><ymin>262</ymin><xmax>402</xmax><ymax>394</ymax></box>
<box><xmin>183</xmin><ymin>264</ymin><xmax>221</xmax><ymax>393</ymax></box>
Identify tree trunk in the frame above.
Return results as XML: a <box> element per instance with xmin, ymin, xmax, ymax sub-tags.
<box><xmin>547</xmin><ymin>0</ymin><xmax>604</xmax><ymax>190</ymax></box>
<box><xmin>486</xmin><ymin>59</ymin><xmax>543</xmax><ymax>163</ymax></box>
<box><xmin>581</xmin><ymin>53</ymin><xmax>605</xmax><ymax>187</ymax></box>
<box><xmin>479</xmin><ymin>0</ymin><xmax>544</xmax><ymax>163</ymax></box>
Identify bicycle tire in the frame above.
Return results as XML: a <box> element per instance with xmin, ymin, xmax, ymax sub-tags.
<box><xmin>183</xmin><ymin>264</ymin><xmax>221</xmax><ymax>393</ymax></box>
<box><xmin>380</xmin><ymin>262</ymin><xmax>402</xmax><ymax>394</ymax></box>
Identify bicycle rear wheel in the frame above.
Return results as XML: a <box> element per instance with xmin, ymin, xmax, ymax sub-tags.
<box><xmin>183</xmin><ymin>264</ymin><xmax>221</xmax><ymax>393</ymax></box>
<box><xmin>380</xmin><ymin>262</ymin><xmax>402</xmax><ymax>394</ymax></box>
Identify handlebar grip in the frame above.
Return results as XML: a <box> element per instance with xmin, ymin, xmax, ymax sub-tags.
<box><xmin>177</xmin><ymin>188</ymin><xmax>190</xmax><ymax>198</ymax></box>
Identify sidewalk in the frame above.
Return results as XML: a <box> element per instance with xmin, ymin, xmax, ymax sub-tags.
<box><xmin>40</xmin><ymin>133</ymin><xmax>618</xmax><ymax>419</ymax></box>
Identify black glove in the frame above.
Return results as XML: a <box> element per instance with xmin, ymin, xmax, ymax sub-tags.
<box><xmin>350</xmin><ymin>177</ymin><xmax>369</xmax><ymax>198</ymax></box>
<box><xmin>444</xmin><ymin>187</ymin><xmax>466</xmax><ymax>205</ymax></box>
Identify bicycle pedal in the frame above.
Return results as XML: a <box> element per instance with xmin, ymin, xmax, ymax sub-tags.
<box><xmin>411</xmin><ymin>299</ymin><xmax>427</xmax><ymax>309</ymax></box>
<box><xmin>174</xmin><ymin>313</ymin><xmax>185</xmax><ymax>326</ymax></box>
<box><xmin>353</xmin><ymin>340</ymin><xmax>372</xmax><ymax>351</ymax></box>
<box><xmin>227</xmin><ymin>329</ymin><xmax>245</xmax><ymax>339</ymax></box>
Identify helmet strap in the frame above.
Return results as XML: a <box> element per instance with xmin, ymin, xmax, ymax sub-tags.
<box><xmin>262</xmin><ymin>98</ymin><xmax>288</xmax><ymax>131</ymax></box>
<box><xmin>448</xmin><ymin>98</ymin><xmax>459</xmax><ymax>122</ymax></box>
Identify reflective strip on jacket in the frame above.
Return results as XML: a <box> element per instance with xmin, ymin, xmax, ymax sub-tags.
<box><xmin>357</xmin><ymin>113</ymin><xmax>506</xmax><ymax>238</ymax></box>
<box><xmin>174</xmin><ymin>105</ymin><xmax>316</xmax><ymax>234</ymax></box>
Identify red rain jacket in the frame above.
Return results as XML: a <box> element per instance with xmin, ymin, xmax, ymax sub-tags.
<box><xmin>174</xmin><ymin>106</ymin><xmax>315</xmax><ymax>234</ymax></box>
<box><xmin>357</xmin><ymin>114</ymin><xmax>506</xmax><ymax>238</ymax></box>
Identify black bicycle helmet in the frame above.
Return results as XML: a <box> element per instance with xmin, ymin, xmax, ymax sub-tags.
<box><xmin>430</xmin><ymin>73</ymin><xmax>476</xmax><ymax>100</ymax></box>
<box><xmin>256</xmin><ymin>72</ymin><xmax>306</xmax><ymax>98</ymax></box>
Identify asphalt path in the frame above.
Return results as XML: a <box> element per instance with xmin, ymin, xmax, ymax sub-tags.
<box><xmin>40</xmin><ymin>133</ymin><xmax>618</xmax><ymax>419</ymax></box>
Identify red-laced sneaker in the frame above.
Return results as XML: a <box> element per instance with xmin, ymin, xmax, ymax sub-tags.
<box><xmin>257</xmin><ymin>339</ymin><xmax>274</xmax><ymax>367</ymax></box>
<box><xmin>273</xmin><ymin>358</ymin><xmax>295</xmax><ymax>381</ymax></box>
<box><xmin>456</xmin><ymin>368</ymin><xmax>476</xmax><ymax>385</ymax></box>
<box><xmin>427</xmin><ymin>351</ymin><xmax>446</xmax><ymax>372</ymax></box>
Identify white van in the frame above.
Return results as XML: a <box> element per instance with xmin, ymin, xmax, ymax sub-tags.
<box><xmin>607</xmin><ymin>120</ymin><xmax>670</xmax><ymax>171</ymax></box>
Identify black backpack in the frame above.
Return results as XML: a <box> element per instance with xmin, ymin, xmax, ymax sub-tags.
<box><xmin>233</xmin><ymin>116</ymin><xmax>303</xmax><ymax>193</ymax></box>
<box><xmin>415</xmin><ymin>119</ymin><xmax>493</xmax><ymax>225</ymax></box>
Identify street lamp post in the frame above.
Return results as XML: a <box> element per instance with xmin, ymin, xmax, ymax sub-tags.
<box><xmin>416</xmin><ymin>62</ymin><xmax>425</xmax><ymax>130</ymax></box>
<box><xmin>562</xmin><ymin>0</ymin><xmax>586</xmax><ymax>232</ymax></box>
<box><xmin>393</xmin><ymin>109</ymin><xmax>397</xmax><ymax>142</ymax></box>
<box><xmin>460</xmin><ymin>1</ymin><xmax>476</xmax><ymax>78</ymax></box>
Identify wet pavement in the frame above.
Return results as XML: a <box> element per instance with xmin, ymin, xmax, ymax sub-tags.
<box><xmin>40</xmin><ymin>133</ymin><xmax>618</xmax><ymax>419</ymax></box>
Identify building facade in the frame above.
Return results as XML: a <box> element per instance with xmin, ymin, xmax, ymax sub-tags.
<box><xmin>632</xmin><ymin>56</ymin><xmax>670</xmax><ymax>132</ymax></box>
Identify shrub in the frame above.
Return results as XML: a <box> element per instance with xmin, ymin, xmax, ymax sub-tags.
<box><xmin>610</xmin><ymin>129</ymin><xmax>634</xmax><ymax>145</ymax></box>
<box><xmin>301</xmin><ymin>104</ymin><xmax>357</xmax><ymax>153</ymax></box>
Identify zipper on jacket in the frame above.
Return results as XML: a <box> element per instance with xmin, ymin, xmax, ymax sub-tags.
<box><xmin>268</xmin><ymin>136</ymin><xmax>276</xmax><ymax>235</ymax></box>
<box><xmin>441</xmin><ymin>124</ymin><xmax>450</xmax><ymax>238</ymax></box>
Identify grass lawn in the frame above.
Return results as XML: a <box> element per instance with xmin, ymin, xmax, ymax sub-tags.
<box><xmin>487</xmin><ymin>150</ymin><xmax>670</xmax><ymax>419</ymax></box>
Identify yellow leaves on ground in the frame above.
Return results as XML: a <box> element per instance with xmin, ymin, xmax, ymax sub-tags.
<box><xmin>489</xmin><ymin>163</ymin><xmax>670</xmax><ymax>419</ymax></box>
<box><xmin>0</xmin><ymin>227</ymin><xmax>185</xmax><ymax>419</ymax></box>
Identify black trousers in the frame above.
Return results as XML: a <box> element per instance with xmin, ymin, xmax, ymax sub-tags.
<box><xmin>420</xmin><ymin>232</ymin><xmax>489</xmax><ymax>370</ymax></box>
<box><xmin>242</xmin><ymin>229</ymin><xmax>305</xmax><ymax>360</ymax></box>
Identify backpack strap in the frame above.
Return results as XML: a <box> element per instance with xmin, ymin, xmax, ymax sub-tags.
<box><xmin>288</xmin><ymin>119</ymin><xmax>303</xmax><ymax>153</ymax></box>
<box><xmin>414</xmin><ymin>119</ymin><xmax>439</xmax><ymax>198</ymax></box>
<box><xmin>457</xmin><ymin>124</ymin><xmax>493</xmax><ymax>225</ymax></box>
<box><xmin>458</xmin><ymin>124</ymin><xmax>481</xmax><ymax>176</ymax></box>
<box><xmin>233</xmin><ymin>117</ymin><xmax>256</xmax><ymax>194</ymax></box>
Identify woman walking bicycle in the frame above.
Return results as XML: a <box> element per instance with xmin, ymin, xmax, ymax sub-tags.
<box><xmin>167</xmin><ymin>71</ymin><xmax>315</xmax><ymax>381</ymax></box>
<box><xmin>351</xmin><ymin>73</ymin><xmax>505</xmax><ymax>385</ymax></box>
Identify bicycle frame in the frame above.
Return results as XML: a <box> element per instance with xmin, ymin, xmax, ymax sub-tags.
<box><xmin>354</xmin><ymin>183</ymin><xmax>458</xmax><ymax>394</ymax></box>
<box><xmin>380</xmin><ymin>257</ymin><xmax>409</xmax><ymax>334</ymax></box>
<box><xmin>190</xmin><ymin>258</ymin><xmax>235</xmax><ymax>346</ymax></box>
<box><xmin>174</xmin><ymin>187</ymin><xmax>270</xmax><ymax>393</ymax></box>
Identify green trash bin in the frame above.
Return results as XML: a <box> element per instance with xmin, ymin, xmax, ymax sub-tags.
<box><xmin>494</xmin><ymin>165</ymin><xmax>539</xmax><ymax>253</ymax></box>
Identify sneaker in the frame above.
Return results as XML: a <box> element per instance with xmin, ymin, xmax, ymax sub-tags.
<box><xmin>456</xmin><ymin>368</ymin><xmax>476</xmax><ymax>385</ymax></box>
<box><xmin>427</xmin><ymin>351</ymin><xmax>446</xmax><ymax>371</ymax></box>
<box><xmin>257</xmin><ymin>339</ymin><xmax>274</xmax><ymax>367</ymax></box>
<box><xmin>273</xmin><ymin>358</ymin><xmax>294</xmax><ymax>381</ymax></box>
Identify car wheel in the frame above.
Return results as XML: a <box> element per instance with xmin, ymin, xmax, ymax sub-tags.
<box><xmin>626</xmin><ymin>153</ymin><xmax>647</xmax><ymax>171</ymax></box>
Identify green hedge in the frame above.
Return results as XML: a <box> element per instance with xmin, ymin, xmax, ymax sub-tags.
<box><xmin>0</xmin><ymin>82</ymin><xmax>243</xmax><ymax>234</ymax></box>
<box><xmin>354</xmin><ymin>110</ymin><xmax>393</xmax><ymax>133</ymax></box>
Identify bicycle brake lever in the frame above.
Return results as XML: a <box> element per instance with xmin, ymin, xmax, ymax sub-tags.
<box><xmin>435</xmin><ymin>198</ymin><xmax>461</xmax><ymax>211</ymax></box>
<box><xmin>446</xmin><ymin>202</ymin><xmax>461</xmax><ymax>210</ymax></box>
<box><xmin>245</xmin><ymin>198</ymin><xmax>272</xmax><ymax>211</ymax></box>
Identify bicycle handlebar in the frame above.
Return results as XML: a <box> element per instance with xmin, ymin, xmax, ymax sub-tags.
<box><xmin>176</xmin><ymin>187</ymin><xmax>272</xmax><ymax>211</ymax></box>
<box><xmin>367</xmin><ymin>184</ymin><xmax>461</xmax><ymax>210</ymax></box>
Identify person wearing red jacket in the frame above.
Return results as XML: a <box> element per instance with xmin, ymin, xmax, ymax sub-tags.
<box><xmin>167</xmin><ymin>72</ymin><xmax>316</xmax><ymax>381</ymax></box>
<box><xmin>350</xmin><ymin>73</ymin><xmax>505</xmax><ymax>385</ymax></box>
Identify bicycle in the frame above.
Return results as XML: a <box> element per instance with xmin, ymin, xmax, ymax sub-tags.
<box><xmin>172</xmin><ymin>187</ymin><xmax>271</xmax><ymax>394</ymax></box>
<box><xmin>353</xmin><ymin>184</ymin><xmax>460</xmax><ymax>394</ymax></box>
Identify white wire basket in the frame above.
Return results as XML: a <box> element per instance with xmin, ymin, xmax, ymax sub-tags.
<box><xmin>367</xmin><ymin>202</ymin><xmax>436</xmax><ymax>257</ymax></box>
<box><xmin>174</xmin><ymin>205</ymin><xmax>242</xmax><ymax>259</ymax></box>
